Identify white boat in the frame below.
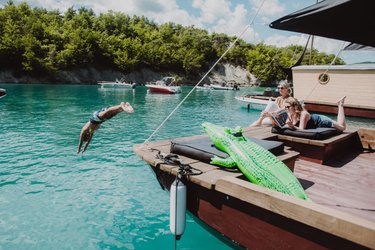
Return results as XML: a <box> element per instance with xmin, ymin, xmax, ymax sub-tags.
<box><xmin>196</xmin><ymin>84</ymin><xmax>212</xmax><ymax>90</ymax></box>
<box><xmin>98</xmin><ymin>79</ymin><xmax>136</xmax><ymax>89</ymax></box>
<box><xmin>146</xmin><ymin>77</ymin><xmax>181</xmax><ymax>94</ymax></box>
<box><xmin>235</xmin><ymin>95</ymin><xmax>274</xmax><ymax>110</ymax></box>
<box><xmin>211</xmin><ymin>83</ymin><xmax>239</xmax><ymax>90</ymax></box>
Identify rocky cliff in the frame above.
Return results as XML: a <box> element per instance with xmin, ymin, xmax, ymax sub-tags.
<box><xmin>0</xmin><ymin>63</ymin><xmax>257</xmax><ymax>86</ymax></box>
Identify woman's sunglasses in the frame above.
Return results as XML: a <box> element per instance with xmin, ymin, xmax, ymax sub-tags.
<box><xmin>285</xmin><ymin>105</ymin><xmax>292</xmax><ymax>109</ymax></box>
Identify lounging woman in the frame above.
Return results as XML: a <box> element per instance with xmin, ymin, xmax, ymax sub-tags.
<box><xmin>284</xmin><ymin>97</ymin><xmax>346</xmax><ymax>131</ymax></box>
<box><xmin>77</xmin><ymin>102</ymin><xmax>134</xmax><ymax>154</ymax></box>
<box><xmin>250</xmin><ymin>81</ymin><xmax>292</xmax><ymax>127</ymax></box>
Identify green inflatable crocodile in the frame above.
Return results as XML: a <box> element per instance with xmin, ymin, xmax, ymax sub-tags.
<box><xmin>202</xmin><ymin>122</ymin><xmax>310</xmax><ymax>201</ymax></box>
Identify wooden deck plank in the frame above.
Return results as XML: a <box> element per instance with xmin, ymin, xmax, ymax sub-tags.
<box><xmin>186</xmin><ymin>165</ymin><xmax>243</xmax><ymax>189</ymax></box>
<box><xmin>243</xmin><ymin>126</ymin><xmax>276</xmax><ymax>139</ymax></box>
<box><xmin>293</xmin><ymin>151</ymin><xmax>375</xmax><ymax>222</ymax></box>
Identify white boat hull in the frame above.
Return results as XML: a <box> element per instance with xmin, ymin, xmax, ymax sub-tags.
<box><xmin>211</xmin><ymin>84</ymin><xmax>239</xmax><ymax>90</ymax></box>
<box><xmin>235</xmin><ymin>96</ymin><xmax>272</xmax><ymax>110</ymax></box>
<box><xmin>196</xmin><ymin>86</ymin><xmax>212</xmax><ymax>90</ymax></box>
<box><xmin>98</xmin><ymin>81</ymin><xmax>135</xmax><ymax>89</ymax></box>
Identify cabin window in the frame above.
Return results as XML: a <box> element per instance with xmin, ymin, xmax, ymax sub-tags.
<box><xmin>318</xmin><ymin>73</ymin><xmax>330</xmax><ymax>85</ymax></box>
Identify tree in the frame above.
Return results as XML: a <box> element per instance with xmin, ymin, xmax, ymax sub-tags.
<box><xmin>0</xmin><ymin>2</ymin><xmax>345</xmax><ymax>80</ymax></box>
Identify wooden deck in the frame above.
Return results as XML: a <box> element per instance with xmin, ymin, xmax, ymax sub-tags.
<box><xmin>295</xmin><ymin>151</ymin><xmax>375</xmax><ymax>222</ymax></box>
<box><xmin>133</xmin><ymin>126</ymin><xmax>375</xmax><ymax>249</ymax></box>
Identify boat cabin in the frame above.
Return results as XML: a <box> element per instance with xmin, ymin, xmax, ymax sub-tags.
<box><xmin>292</xmin><ymin>64</ymin><xmax>375</xmax><ymax>118</ymax></box>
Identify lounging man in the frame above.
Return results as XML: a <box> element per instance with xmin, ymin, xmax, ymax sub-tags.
<box><xmin>284</xmin><ymin>96</ymin><xmax>346</xmax><ymax>131</ymax></box>
<box><xmin>250</xmin><ymin>81</ymin><xmax>292</xmax><ymax>127</ymax></box>
<box><xmin>77</xmin><ymin>102</ymin><xmax>134</xmax><ymax>154</ymax></box>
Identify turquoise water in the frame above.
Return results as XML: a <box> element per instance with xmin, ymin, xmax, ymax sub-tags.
<box><xmin>0</xmin><ymin>84</ymin><xmax>373</xmax><ymax>249</ymax></box>
<box><xmin>0</xmin><ymin>84</ymin><xmax>264</xmax><ymax>250</ymax></box>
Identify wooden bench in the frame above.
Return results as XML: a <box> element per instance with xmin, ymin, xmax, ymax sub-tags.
<box><xmin>275</xmin><ymin>131</ymin><xmax>362</xmax><ymax>164</ymax></box>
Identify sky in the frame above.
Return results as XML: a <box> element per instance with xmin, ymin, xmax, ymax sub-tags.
<box><xmin>1</xmin><ymin>0</ymin><xmax>374</xmax><ymax>64</ymax></box>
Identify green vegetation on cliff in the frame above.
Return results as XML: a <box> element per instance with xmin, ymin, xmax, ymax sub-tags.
<box><xmin>0</xmin><ymin>1</ymin><xmax>344</xmax><ymax>83</ymax></box>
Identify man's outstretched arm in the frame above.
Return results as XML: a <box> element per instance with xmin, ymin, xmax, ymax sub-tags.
<box><xmin>82</xmin><ymin>135</ymin><xmax>92</xmax><ymax>153</ymax></box>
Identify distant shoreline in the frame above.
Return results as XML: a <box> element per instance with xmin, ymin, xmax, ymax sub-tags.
<box><xmin>0</xmin><ymin>63</ymin><xmax>279</xmax><ymax>87</ymax></box>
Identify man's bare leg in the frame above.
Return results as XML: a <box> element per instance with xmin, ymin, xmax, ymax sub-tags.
<box><xmin>99</xmin><ymin>102</ymin><xmax>134</xmax><ymax>120</ymax></box>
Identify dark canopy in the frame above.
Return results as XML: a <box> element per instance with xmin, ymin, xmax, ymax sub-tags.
<box><xmin>269</xmin><ymin>0</ymin><xmax>375</xmax><ymax>47</ymax></box>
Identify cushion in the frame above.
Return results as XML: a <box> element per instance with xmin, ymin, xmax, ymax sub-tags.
<box><xmin>170</xmin><ymin>136</ymin><xmax>284</xmax><ymax>164</ymax></box>
<box><xmin>271</xmin><ymin>126</ymin><xmax>341</xmax><ymax>140</ymax></box>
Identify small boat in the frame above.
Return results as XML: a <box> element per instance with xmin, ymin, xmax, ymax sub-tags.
<box><xmin>0</xmin><ymin>88</ymin><xmax>6</xmax><ymax>99</ymax></box>
<box><xmin>235</xmin><ymin>95</ymin><xmax>275</xmax><ymax>110</ymax></box>
<box><xmin>236</xmin><ymin>87</ymin><xmax>279</xmax><ymax>110</ymax></box>
<box><xmin>146</xmin><ymin>77</ymin><xmax>181</xmax><ymax>94</ymax></box>
<box><xmin>98</xmin><ymin>78</ymin><xmax>136</xmax><ymax>89</ymax></box>
<box><xmin>210</xmin><ymin>81</ymin><xmax>240</xmax><ymax>91</ymax></box>
<box><xmin>196</xmin><ymin>84</ymin><xmax>212</xmax><ymax>90</ymax></box>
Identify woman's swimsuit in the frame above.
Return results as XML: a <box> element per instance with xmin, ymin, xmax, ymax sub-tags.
<box><xmin>296</xmin><ymin>114</ymin><xmax>333</xmax><ymax>129</ymax></box>
<box><xmin>90</xmin><ymin>107</ymin><xmax>108</xmax><ymax>124</ymax></box>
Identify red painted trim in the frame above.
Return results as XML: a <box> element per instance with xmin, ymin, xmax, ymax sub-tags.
<box><xmin>304</xmin><ymin>103</ymin><xmax>375</xmax><ymax>119</ymax></box>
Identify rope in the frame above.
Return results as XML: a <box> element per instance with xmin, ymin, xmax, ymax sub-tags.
<box><xmin>141</xmin><ymin>0</ymin><xmax>267</xmax><ymax>147</ymax></box>
<box><xmin>152</xmin><ymin>149</ymin><xmax>203</xmax><ymax>177</ymax></box>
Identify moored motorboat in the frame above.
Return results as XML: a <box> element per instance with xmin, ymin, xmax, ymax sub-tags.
<box><xmin>210</xmin><ymin>82</ymin><xmax>239</xmax><ymax>90</ymax></box>
<box><xmin>235</xmin><ymin>95</ymin><xmax>274</xmax><ymax>110</ymax></box>
<box><xmin>98</xmin><ymin>79</ymin><xmax>136</xmax><ymax>89</ymax></box>
<box><xmin>196</xmin><ymin>84</ymin><xmax>212</xmax><ymax>90</ymax></box>
<box><xmin>146</xmin><ymin>77</ymin><xmax>181</xmax><ymax>94</ymax></box>
<box><xmin>146</xmin><ymin>84</ymin><xmax>181</xmax><ymax>94</ymax></box>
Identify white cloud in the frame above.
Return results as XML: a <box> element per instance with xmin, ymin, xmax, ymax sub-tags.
<box><xmin>265</xmin><ymin>34</ymin><xmax>348</xmax><ymax>55</ymax></box>
<box><xmin>312</xmin><ymin>37</ymin><xmax>348</xmax><ymax>55</ymax></box>
<box><xmin>190</xmin><ymin>0</ymin><xmax>260</xmax><ymax>43</ymax></box>
<box><xmin>192</xmin><ymin>0</ymin><xmax>232</xmax><ymax>24</ymax></box>
<box><xmin>213</xmin><ymin>4</ymin><xmax>260</xmax><ymax>43</ymax></box>
<box><xmin>265</xmin><ymin>34</ymin><xmax>307</xmax><ymax>47</ymax></box>
<box><xmin>265</xmin><ymin>34</ymin><xmax>375</xmax><ymax>64</ymax></box>
<box><xmin>250</xmin><ymin>0</ymin><xmax>284</xmax><ymax>17</ymax></box>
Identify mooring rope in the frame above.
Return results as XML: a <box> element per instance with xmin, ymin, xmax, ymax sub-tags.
<box><xmin>141</xmin><ymin>0</ymin><xmax>267</xmax><ymax>147</ymax></box>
